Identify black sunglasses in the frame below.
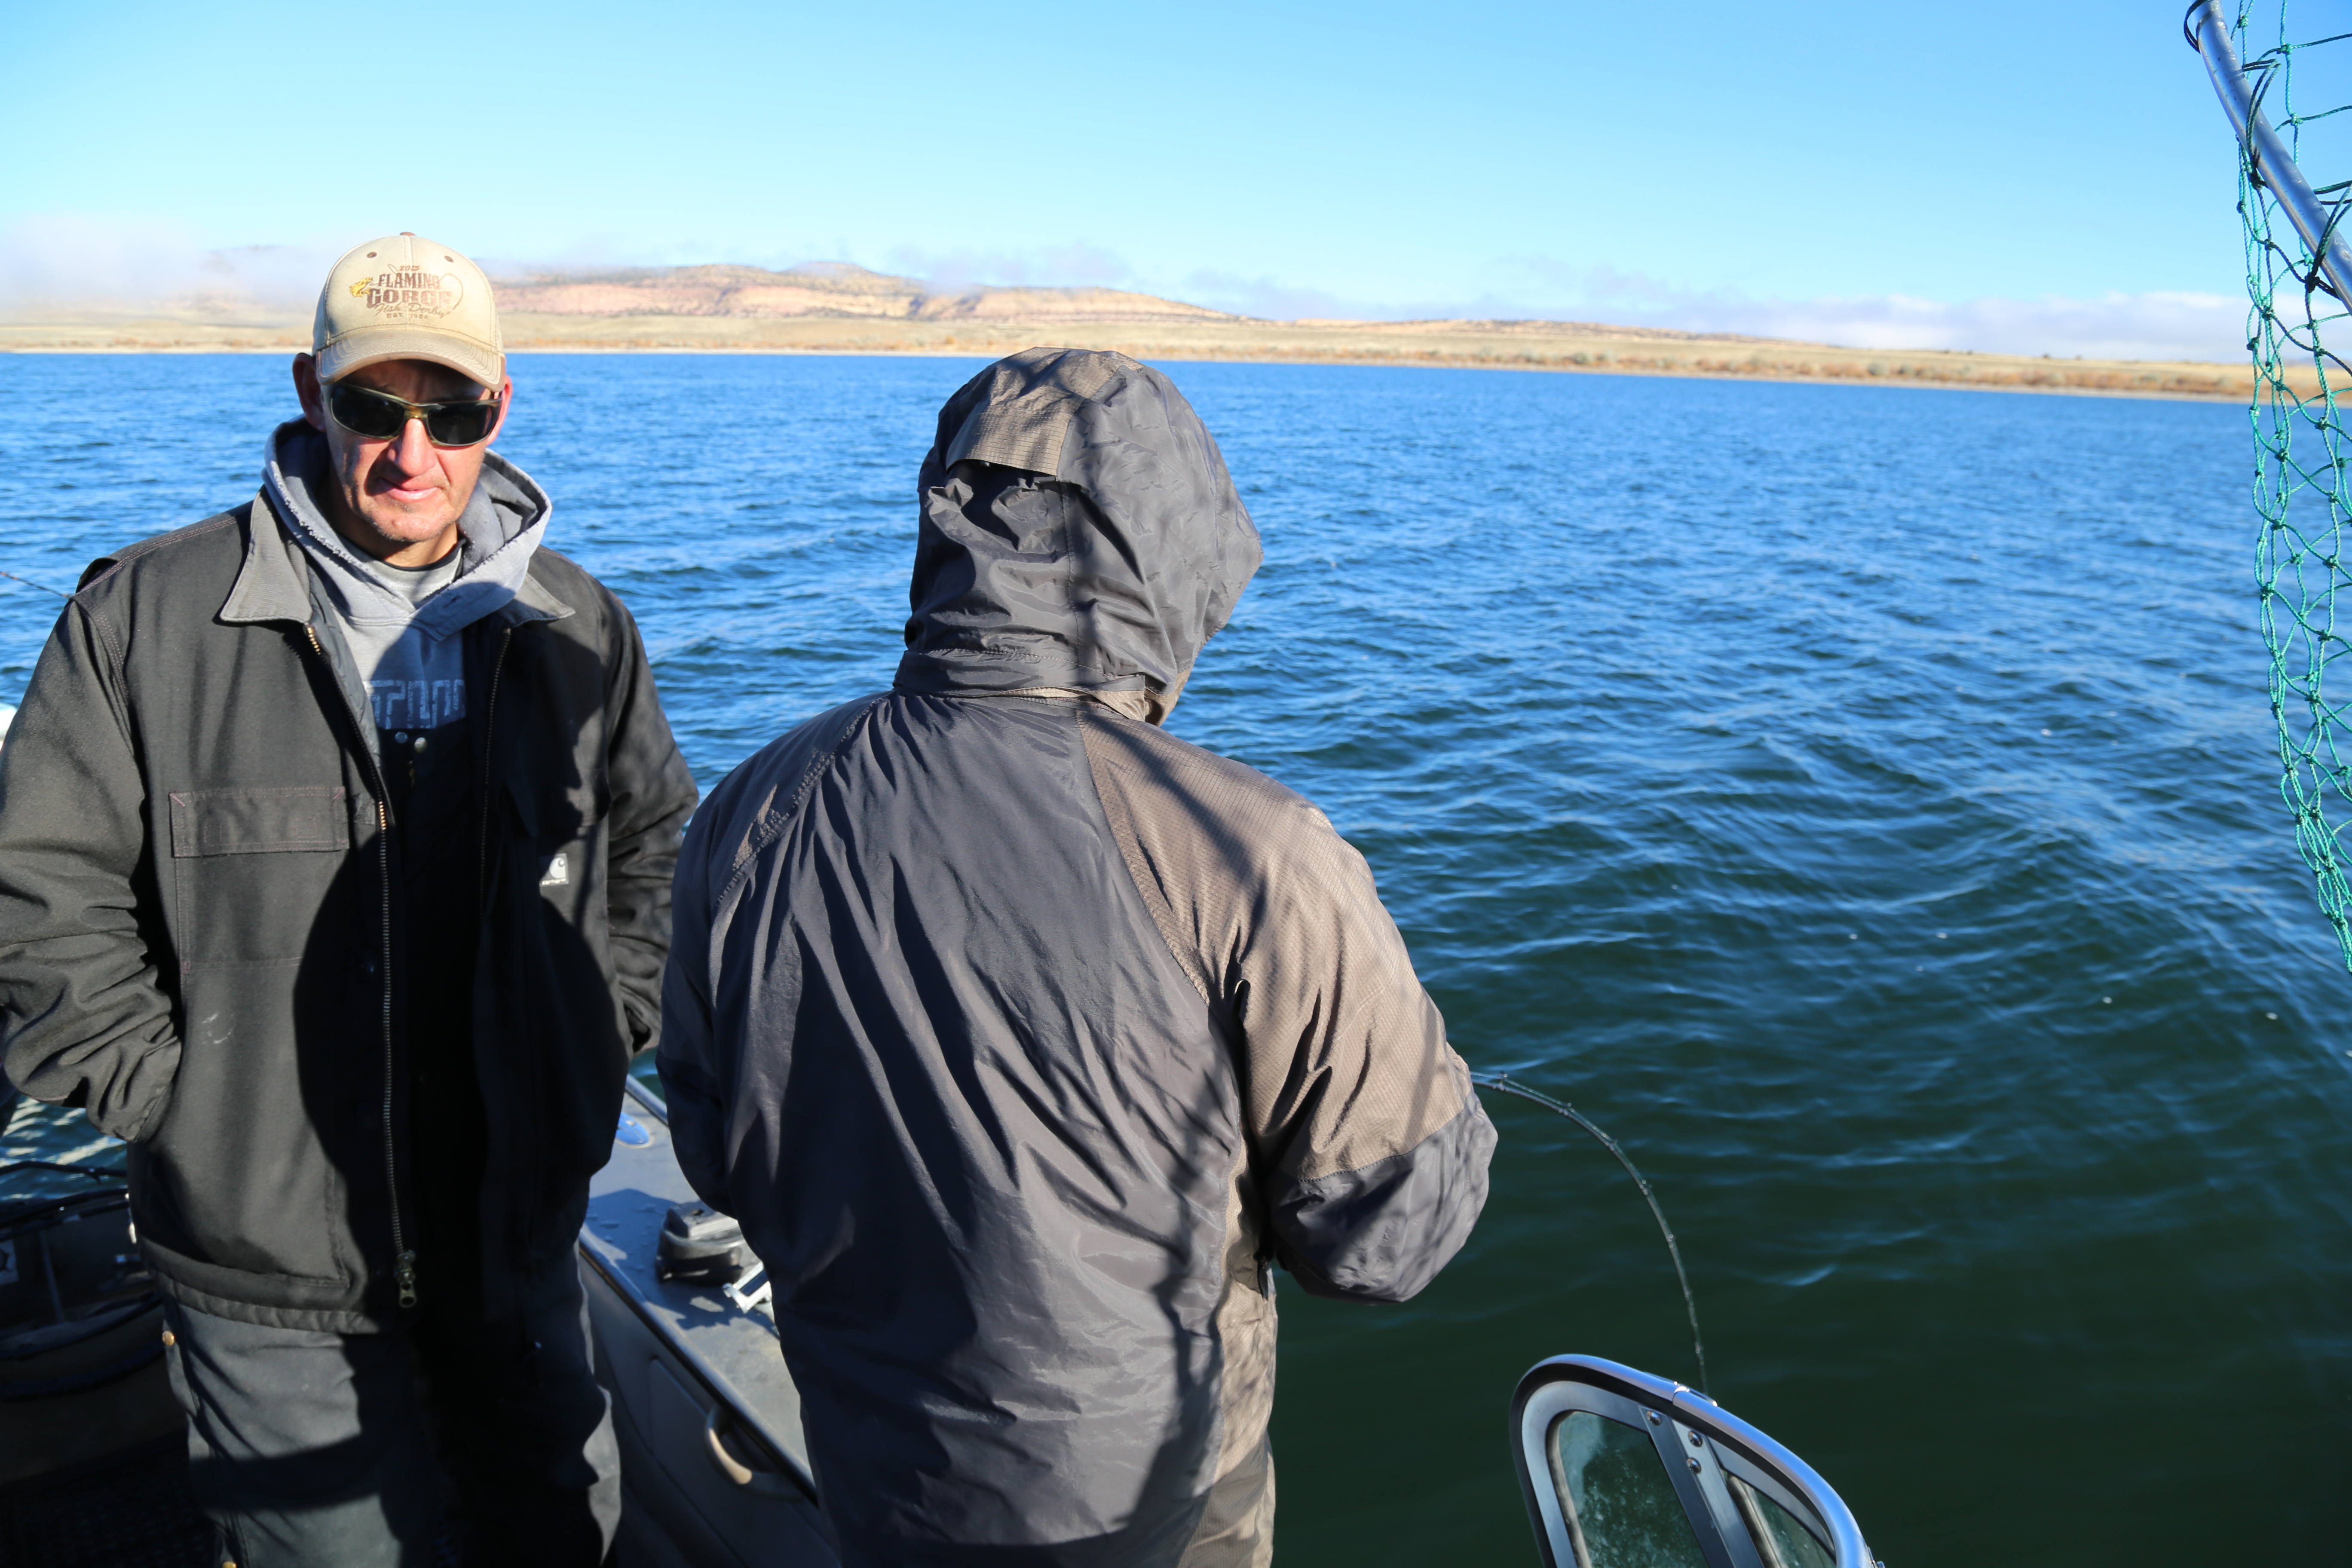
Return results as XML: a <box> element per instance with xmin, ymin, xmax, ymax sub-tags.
<box><xmin>326</xmin><ymin>382</ymin><xmax>503</xmax><ymax>448</ymax></box>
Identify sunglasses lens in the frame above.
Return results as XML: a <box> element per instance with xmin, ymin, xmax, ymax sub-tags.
<box><xmin>328</xmin><ymin>384</ymin><xmax>408</xmax><ymax>439</ymax></box>
<box><xmin>327</xmin><ymin>385</ymin><xmax>500</xmax><ymax>446</ymax></box>
<box><xmin>425</xmin><ymin>400</ymin><xmax>499</xmax><ymax>446</ymax></box>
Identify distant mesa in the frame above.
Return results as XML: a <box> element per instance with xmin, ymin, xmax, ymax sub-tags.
<box><xmin>0</xmin><ymin>259</ymin><xmax>2260</xmax><ymax>402</ymax></box>
<box><xmin>492</xmin><ymin>262</ymin><xmax>1246</xmax><ymax>325</ymax></box>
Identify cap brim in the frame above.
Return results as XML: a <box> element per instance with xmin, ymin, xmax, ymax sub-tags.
<box><xmin>316</xmin><ymin>326</ymin><xmax>503</xmax><ymax>389</ymax></box>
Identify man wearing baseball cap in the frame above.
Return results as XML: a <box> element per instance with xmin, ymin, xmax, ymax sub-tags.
<box><xmin>0</xmin><ymin>233</ymin><xmax>698</xmax><ymax>1563</ymax></box>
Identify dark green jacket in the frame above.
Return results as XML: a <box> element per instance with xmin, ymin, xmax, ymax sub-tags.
<box><xmin>0</xmin><ymin>493</ymin><xmax>697</xmax><ymax>1330</ymax></box>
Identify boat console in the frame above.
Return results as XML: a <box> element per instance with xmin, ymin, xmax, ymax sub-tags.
<box><xmin>581</xmin><ymin>1069</ymin><xmax>838</xmax><ymax>1566</ymax></box>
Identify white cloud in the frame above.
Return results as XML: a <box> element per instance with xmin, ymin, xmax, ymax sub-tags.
<box><xmin>0</xmin><ymin>215</ymin><xmax>331</xmax><ymax>318</ymax></box>
<box><xmin>881</xmin><ymin>242</ymin><xmax>1136</xmax><ymax>291</ymax></box>
<box><xmin>1169</xmin><ymin>260</ymin><xmax>2247</xmax><ymax>361</ymax></box>
<box><xmin>1173</xmin><ymin>270</ymin><xmax>1350</xmax><ymax>322</ymax></box>
<box><xmin>1723</xmin><ymin>290</ymin><xmax>2247</xmax><ymax>364</ymax></box>
<box><xmin>1405</xmin><ymin>263</ymin><xmax>2251</xmax><ymax>362</ymax></box>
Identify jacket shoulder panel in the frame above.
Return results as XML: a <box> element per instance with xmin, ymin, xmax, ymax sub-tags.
<box><xmin>1076</xmin><ymin>709</ymin><xmax>1340</xmax><ymax>1000</ymax></box>
<box><xmin>66</xmin><ymin>507</ymin><xmax>255</xmax><ymax>681</ymax></box>
<box><xmin>1080</xmin><ymin>707</ymin><xmax>1470</xmax><ymax>1185</ymax></box>
<box><xmin>1090</xmin><ymin>711</ymin><xmax>1320</xmax><ymax>814</ymax></box>
<box><xmin>74</xmin><ymin>507</ymin><xmax>248</xmax><ymax>596</ymax></box>
<box><xmin>698</xmin><ymin>694</ymin><xmax>888</xmax><ymax>904</ymax></box>
<box><xmin>521</xmin><ymin>545</ymin><xmax>610</xmax><ymax>619</ymax></box>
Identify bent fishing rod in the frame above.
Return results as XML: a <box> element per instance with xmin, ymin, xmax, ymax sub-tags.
<box><xmin>1469</xmin><ymin>1069</ymin><xmax>1708</xmax><ymax>1396</ymax></box>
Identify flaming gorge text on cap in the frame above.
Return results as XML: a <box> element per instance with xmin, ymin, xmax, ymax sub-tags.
<box><xmin>313</xmin><ymin>232</ymin><xmax>504</xmax><ymax>388</ymax></box>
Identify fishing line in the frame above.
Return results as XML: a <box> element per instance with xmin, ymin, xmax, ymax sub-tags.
<box><xmin>1469</xmin><ymin>1069</ymin><xmax>1708</xmax><ymax>1395</ymax></box>
<box><xmin>0</xmin><ymin>570</ymin><xmax>69</xmax><ymax>600</ymax></box>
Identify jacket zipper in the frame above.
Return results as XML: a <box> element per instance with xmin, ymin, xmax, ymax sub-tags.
<box><xmin>304</xmin><ymin>624</ymin><xmax>419</xmax><ymax>1311</ymax></box>
<box><xmin>477</xmin><ymin>627</ymin><xmax>515</xmax><ymax>898</ymax></box>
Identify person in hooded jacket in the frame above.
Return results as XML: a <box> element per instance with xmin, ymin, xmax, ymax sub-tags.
<box><xmin>0</xmin><ymin>234</ymin><xmax>698</xmax><ymax>1565</ymax></box>
<box><xmin>660</xmin><ymin>347</ymin><xmax>1496</xmax><ymax>1568</ymax></box>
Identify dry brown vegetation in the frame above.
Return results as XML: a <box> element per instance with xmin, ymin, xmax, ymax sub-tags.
<box><xmin>0</xmin><ymin>261</ymin><xmax>2285</xmax><ymax>402</ymax></box>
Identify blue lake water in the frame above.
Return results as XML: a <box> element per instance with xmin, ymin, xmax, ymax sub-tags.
<box><xmin>3</xmin><ymin>352</ymin><xmax>2349</xmax><ymax>1563</ymax></box>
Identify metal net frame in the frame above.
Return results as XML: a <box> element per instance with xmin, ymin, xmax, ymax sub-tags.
<box><xmin>2217</xmin><ymin>4</ymin><xmax>2352</xmax><ymax>967</ymax></box>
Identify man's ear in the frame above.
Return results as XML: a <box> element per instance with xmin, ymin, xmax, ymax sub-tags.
<box><xmin>486</xmin><ymin>374</ymin><xmax>514</xmax><ymax>446</ymax></box>
<box><xmin>292</xmin><ymin>353</ymin><xmax>326</xmax><ymax>431</ymax></box>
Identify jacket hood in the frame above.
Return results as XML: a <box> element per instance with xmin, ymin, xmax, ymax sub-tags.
<box><xmin>894</xmin><ymin>348</ymin><xmax>1261</xmax><ymax>720</ymax></box>
<box><xmin>263</xmin><ymin>420</ymin><xmax>552</xmax><ymax>642</ymax></box>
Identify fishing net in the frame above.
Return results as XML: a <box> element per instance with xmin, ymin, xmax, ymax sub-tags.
<box><xmin>2229</xmin><ymin>7</ymin><xmax>2352</xmax><ymax>967</ymax></box>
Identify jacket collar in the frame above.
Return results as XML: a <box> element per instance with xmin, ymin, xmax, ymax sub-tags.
<box><xmin>218</xmin><ymin>489</ymin><xmax>312</xmax><ymax>625</ymax></box>
<box><xmin>505</xmin><ymin>566</ymin><xmax>573</xmax><ymax>627</ymax></box>
<box><xmin>221</xmin><ymin>487</ymin><xmax>574</xmax><ymax>628</ymax></box>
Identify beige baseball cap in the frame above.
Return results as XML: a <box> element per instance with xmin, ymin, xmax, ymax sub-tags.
<box><xmin>312</xmin><ymin>232</ymin><xmax>504</xmax><ymax>388</ymax></box>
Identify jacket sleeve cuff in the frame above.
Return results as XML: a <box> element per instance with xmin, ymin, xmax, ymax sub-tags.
<box><xmin>89</xmin><ymin>1035</ymin><xmax>183</xmax><ymax>1145</ymax></box>
<box><xmin>1271</xmin><ymin>1097</ymin><xmax>1497</xmax><ymax>1303</ymax></box>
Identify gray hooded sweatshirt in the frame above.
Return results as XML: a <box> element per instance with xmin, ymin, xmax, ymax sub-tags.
<box><xmin>262</xmin><ymin>420</ymin><xmax>548</xmax><ymax>746</ymax></box>
<box><xmin>661</xmin><ymin>349</ymin><xmax>1494</xmax><ymax>1568</ymax></box>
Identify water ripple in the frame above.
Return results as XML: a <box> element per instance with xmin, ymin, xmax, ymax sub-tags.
<box><xmin>3</xmin><ymin>355</ymin><xmax>2349</xmax><ymax>1562</ymax></box>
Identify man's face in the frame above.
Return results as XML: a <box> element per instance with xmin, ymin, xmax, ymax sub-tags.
<box><xmin>291</xmin><ymin>354</ymin><xmax>512</xmax><ymax>563</ymax></box>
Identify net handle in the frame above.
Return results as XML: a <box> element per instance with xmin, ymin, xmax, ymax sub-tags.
<box><xmin>2187</xmin><ymin>0</ymin><xmax>2352</xmax><ymax>304</ymax></box>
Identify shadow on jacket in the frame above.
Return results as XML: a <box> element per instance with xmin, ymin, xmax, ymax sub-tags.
<box><xmin>0</xmin><ymin>486</ymin><xmax>698</xmax><ymax>1329</ymax></box>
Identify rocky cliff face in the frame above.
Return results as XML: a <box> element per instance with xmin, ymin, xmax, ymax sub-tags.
<box><xmin>493</xmin><ymin>262</ymin><xmax>1241</xmax><ymax>323</ymax></box>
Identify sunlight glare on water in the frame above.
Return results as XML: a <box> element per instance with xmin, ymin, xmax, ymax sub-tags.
<box><xmin>2</xmin><ymin>352</ymin><xmax>2348</xmax><ymax>1564</ymax></box>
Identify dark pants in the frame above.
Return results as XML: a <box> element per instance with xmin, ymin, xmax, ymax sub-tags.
<box><xmin>160</xmin><ymin>1265</ymin><xmax>620</xmax><ymax>1568</ymax></box>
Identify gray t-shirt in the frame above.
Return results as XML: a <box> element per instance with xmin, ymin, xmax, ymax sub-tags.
<box><xmin>359</xmin><ymin>550</ymin><xmax>467</xmax><ymax>739</ymax></box>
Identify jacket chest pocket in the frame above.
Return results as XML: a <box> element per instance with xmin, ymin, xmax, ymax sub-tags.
<box><xmin>169</xmin><ymin>786</ymin><xmax>357</xmax><ymax>964</ymax></box>
<box><xmin>504</xmin><ymin>773</ymin><xmax>607</xmax><ymax>905</ymax></box>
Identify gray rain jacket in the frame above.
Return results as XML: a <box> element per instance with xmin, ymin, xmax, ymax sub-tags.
<box><xmin>661</xmin><ymin>349</ymin><xmax>1494</xmax><ymax>1568</ymax></box>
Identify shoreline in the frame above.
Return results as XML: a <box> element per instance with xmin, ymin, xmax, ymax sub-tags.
<box><xmin>0</xmin><ymin>313</ymin><xmax>2269</xmax><ymax>405</ymax></box>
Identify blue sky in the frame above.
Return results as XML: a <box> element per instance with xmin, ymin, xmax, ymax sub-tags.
<box><xmin>0</xmin><ymin>0</ymin><xmax>2274</xmax><ymax>357</ymax></box>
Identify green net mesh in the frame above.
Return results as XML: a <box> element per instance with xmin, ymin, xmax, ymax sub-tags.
<box><xmin>2236</xmin><ymin>7</ymin><xmax>2352</xmax><ymax>967</ymax></box>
